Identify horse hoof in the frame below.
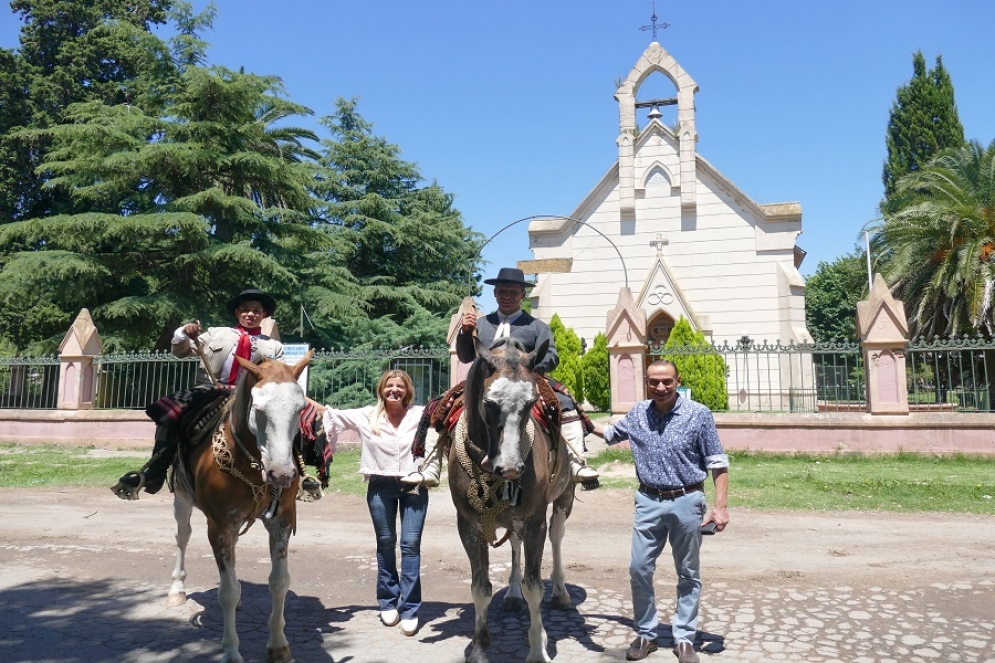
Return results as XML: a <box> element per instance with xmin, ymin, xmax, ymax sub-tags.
<box><xmin>466</xmin><ymin>642</ymin><xmax>490</xmax><ymax>663</ymax></box>
<box><xmin>166</xmin><ymin>592</ymin><xmax>187</xmax><ymax>607</ymax></box>
<box><xmin>266</xmin><ymin>645</ymin><xmax>294</xmax><ymax>663</ymax></box>
<box><xmin>502</xmin><ymin>596</ymin><xmax>527</xmax><ymax>612</ymax></box>
<box><xmin>549</xmin><ymin>593</ymin><xmax>573</xmax><ymax>610</ymax></box>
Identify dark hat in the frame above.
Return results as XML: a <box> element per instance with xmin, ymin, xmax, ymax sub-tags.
<box><xmin>483</xmin><ymin>267</ymin><xmax>535</xmax><ymax>289</ymax></box>
<box><xmin>226</xmin><ymin>288</ymin><xmax>277</xmax><ymax>317</ymax></box>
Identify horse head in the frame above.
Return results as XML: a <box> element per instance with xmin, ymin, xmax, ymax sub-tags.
<box><xmin>232</xmin><ymin>350</ymin><xmax>313</xmax><ymax>489</ymax></box>
<box><xmin>467</xmin><ymin>336</ymin><xmax>548</xmax><ymax>480</ymax></box>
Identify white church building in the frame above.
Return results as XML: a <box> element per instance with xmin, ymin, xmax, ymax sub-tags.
<box><xmin>524</xmin><ymin>41</ymin><xmax>812</xmax><ymax>353</ymax></box>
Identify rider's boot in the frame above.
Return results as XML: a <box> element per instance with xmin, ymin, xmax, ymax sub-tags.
<box><xmin>400</xmin><ymin>432</ymin><xmax>442</xmax><ymax>488</ymax></box>
<box><xmin>562</xmin><ymin>418</ymin><xmax>600</xmax><ymax>489</ymax></box>
<box><xmin>111</xmin><ymin>425</ymin><xmax>175</xmax><ymax>500</ymax></box>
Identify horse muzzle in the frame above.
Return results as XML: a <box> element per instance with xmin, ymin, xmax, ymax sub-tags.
<box><xmin>264</xmin><ymin>466</ymin><xmax>298</xmax><ymax>489</ymax></box>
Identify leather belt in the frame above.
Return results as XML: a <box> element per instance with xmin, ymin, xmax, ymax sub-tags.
<box><xmin>638</xmin><ymin>482</ymin><xmax>704</xmax><ymax>499</ymax></box>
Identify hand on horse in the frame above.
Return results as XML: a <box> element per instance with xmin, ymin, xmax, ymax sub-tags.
<box><xmin>460</xmin><ymin>311</ymin><xmax>477</xmax><ymax>333</ymax></box>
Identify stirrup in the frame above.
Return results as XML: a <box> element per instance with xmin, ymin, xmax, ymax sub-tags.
<box><xmin>297</xmin><ymin>476</ymin><xmax>323</xmax><ymax>503</ymax></box>
<box><xmin>110</xmin><ymin>472</ymin><xmax>145</xmax><ymax>501</ymax></box>
<box><xmin>400</xmin><ymin>471</ymin><xmax>439</xmax><ymax>489</ymax></box>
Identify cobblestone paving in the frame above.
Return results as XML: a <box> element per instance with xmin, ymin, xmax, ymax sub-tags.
<box><xmin>4</xmin><ymin>561</ymin><xmax>993</xmax><ymax>662</ymax></box>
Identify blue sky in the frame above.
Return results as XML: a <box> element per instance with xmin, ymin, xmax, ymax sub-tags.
<box><xmin>3</xmin><ymin>1</ymin><xmax>994</xmax><ymax>280</ymax></box>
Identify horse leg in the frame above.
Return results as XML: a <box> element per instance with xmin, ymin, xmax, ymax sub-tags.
<box><xmin>503</xmin><ymin>532</ymin><xmax>527</xmax><ymax>611</ymax></box>
<box><xmin>167</xmin><ymin>493</ymin><xmax>193</xmax><ymax>606</ymax></box>
<box><xmin>457</xmin><ymin>515</ymin><xmax>492</xmax><ymax>663</ymax></box>
<box><xmin>208</xmin><ymin>520</ymin><xmax>244</xmax><ymax>663</ymax></box>
<box><xmin>548</xmin><ymin>500</ymin><xmax>572</xmax><ymax>610</ymax></box>
<box><xmin>262</xmin><ymin>512</ymin><xmax>293</xmax><ymax>663</ymax></box>
<box><xmin>523</xmin><ymin>520</ymin><xmax>552</xmax><ymax>663</ymax></box>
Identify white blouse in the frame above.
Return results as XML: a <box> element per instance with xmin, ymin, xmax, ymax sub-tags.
<box><xmin>322</xmin><ymin>405</ymin><xmax>424</xmax><ymax>479</ymax></box>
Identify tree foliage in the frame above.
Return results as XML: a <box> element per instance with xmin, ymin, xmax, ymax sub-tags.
<box><xmin>882</xmin><ymin>51</ymin><xmax>965</xmax><ymax>210</ymax></box>
<box><xmin>805</xmin><ymin>250</ymin><xmax>867</xmax><ymax>341</ymax></box>
<box><xmin>303</xmin><ymin>98</ymin><xmax>485</xmax><ymax>349</ymax></box>
<box><xmin>871</xmin><ymin>140</ymin><xmax>995</xmax><ymax>338</ymax></box>
<box><xmin>0</xmin><ymin>5</ymin><xmax>484</xmax><ymax>353</ymax></box>
<box><xmin>580</xmin><ymin>332</ymin><xmax>610</xmax><ymax>411</ymax></box>
<box><xmin>548</xmin><ymin>313</ymin><xmax>584</xmax><ymax>404</ymax></box>
<box><xmin>1</xmin><ymin>0</ymin><xmax>180</xmax><ymax>222</ymax></box>
<box><xmin>662</xmin><ymin>317</ymin><xmax>728</xmax><ymax>411</ymax></box>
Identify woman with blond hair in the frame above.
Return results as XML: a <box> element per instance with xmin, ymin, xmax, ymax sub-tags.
<box><xmin>322</xmin><ymin>369</ymin><xmax>427</xmax><ymax>636</ymax></box>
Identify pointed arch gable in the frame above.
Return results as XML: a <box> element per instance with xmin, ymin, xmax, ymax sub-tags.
<box><xmin>635</xmin><ymin>257</ymin><xmax>698</xmax><ymax>330</ymax></box>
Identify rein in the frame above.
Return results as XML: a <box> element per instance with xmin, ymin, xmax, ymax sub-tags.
<box><xmin>452</xmin><ymin>412</ymin><xmax>536</xmax><ymax>548</ymax></box>
<box><xmin>211</xmin><ymin>399</ymin><xmax>282</xmax><ymax>535</ymax></box>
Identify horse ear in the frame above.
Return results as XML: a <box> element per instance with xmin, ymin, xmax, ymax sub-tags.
<box><xmin>473</xmin><ymin>336</ymin><xmax>497</xmax><ymax>368</ymax></box>
<box><xmin>291</xmin><ymin>349</ymin><xmax>314</xmax><ymax>380</ymax></box>
<box><xmin>235</xmin><ymin>354</ymin><xmax>263</xmax><ymax>379</ymax></box>
<box><xmin>529</xmin><ymin>339</ymin><xmax>549</xmax><ymax>369</ymax></box>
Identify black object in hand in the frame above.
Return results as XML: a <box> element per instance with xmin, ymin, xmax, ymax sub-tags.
<box><xmin>700</xmin><ymin>522</ymin><xmax>718</xmax><ymax>535</ymax></box>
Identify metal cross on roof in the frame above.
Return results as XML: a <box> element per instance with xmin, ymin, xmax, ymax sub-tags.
<box><xmin>650</xmin><ymin>233</ymin><xmax>670</xmax><ymax>255</ymax></box>
<box><xmin>639</xmin><ymin>1</ymin><xmax>670</xmax><ymax>42</ymax></box>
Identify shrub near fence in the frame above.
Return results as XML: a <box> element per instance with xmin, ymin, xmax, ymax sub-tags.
<box><xmin>308</xmin><ymin>347</ymin><xmax>451</xmax><ymax>409</ymax></box>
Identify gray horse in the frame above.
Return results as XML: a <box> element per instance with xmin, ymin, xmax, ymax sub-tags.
<box><xmin>448</xmin><ymin>336</ymin><xmax>576</xmax><ymax>663</ymax></box>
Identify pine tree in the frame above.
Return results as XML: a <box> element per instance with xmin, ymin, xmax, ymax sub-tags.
<box><xmin>662</xmin><ymin>317</ymin><xmax>728</xmax><ymax>411</ymax></box>
<box><xmin>307</xmin><ymin>98</ymin><xmax>485</xmax><ymax>348</ymax></box>
<box><xmin>580</xmin><ymin>332</ymin><xmax>610</xmax><ymax>411</ymax></box>
<box><xmin>548</xmin><ymin>313</ymin><xmax>584</xmax><ymax>404</ymax></box>
<box><xmin>882</xmin><ymin>52</ymin><xmax>965</xmax><ymax>210</ymax></box>
<box><xmin>0</xmin><ymin>65</ymin><xmax>326</xmax><ymax>352</ymax></box>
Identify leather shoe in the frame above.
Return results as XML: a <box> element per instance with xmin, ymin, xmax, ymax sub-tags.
<box><xmin>673</xmin><ymin>641</ymin><xmax>699</xmax><ymax>663</ymax></box>
<box><xmin>626</xmin><ymin>636</ymin><xmax>658</xmax><ymax>661</ymax></box>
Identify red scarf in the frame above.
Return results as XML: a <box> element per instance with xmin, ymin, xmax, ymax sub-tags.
<box><xmin>228</xmin><ymin>325</ymin><xmax>262</xmax><ymax>385</ymax></box>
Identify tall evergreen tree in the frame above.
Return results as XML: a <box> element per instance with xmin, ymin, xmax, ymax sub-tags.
<box><xmin>0</xmin><ymin>0</ymin><xmax>179</xmax><ymax>222</ymax></box>
<box><xmin>306</xmin><ymin>98</ymin><xmax>485</xmax><ymax>348</ymax></box>
<box><xmin>0</xmin><ymin>65</ymin><xmax>327</xmax><ymax>352</ymax></box>
<box><xmin>882</xmin><ymin>52</ymin><xmax>965</xmax><ymax>210</ymax></box>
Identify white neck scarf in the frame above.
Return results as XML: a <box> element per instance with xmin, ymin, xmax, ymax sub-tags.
<box><xmin>495</xmin><ymin>310</ymin><xmax>522</xmax><ymax>339</ymax></box>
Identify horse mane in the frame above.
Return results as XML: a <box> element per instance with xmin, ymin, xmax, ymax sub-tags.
<box><xmin>228</xmin><ymin>364</ymin><xmax>259</xmax><ymax>439</ymax></box>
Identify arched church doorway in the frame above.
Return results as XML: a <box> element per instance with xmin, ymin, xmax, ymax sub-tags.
<box><xmin>647</xmin><ymin>311</ymin><xmax>675</xmax><ymax>348</ymax></box>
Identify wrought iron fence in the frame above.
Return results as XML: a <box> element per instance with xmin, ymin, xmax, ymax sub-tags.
<box><xmin>650</xmin><ymin>340</ymin><xmax>865</xmax><ymax>413</ymax></box>
<box><xmin>88</xmin><ymin>347</ymin><xmax>452</xmax><ymax>410</ymax></box>
<box><xmin>0</xmin><ymin>356</ymin><xmax>61</xmax><ymax>409</ymax></box>
<box><xmin>906</xmin><ymin>337</ymin><xmax>995</xmax><ymax>412</ymax></box>
<box><xmin>94</xmin><ymin>352</ymin><xmax>201</xmax><ymax>410</ymax></box>
<box><xmin>309</xmin><ymin>347</ymin><xmax>451</xmax><ymax>409</ymax></box>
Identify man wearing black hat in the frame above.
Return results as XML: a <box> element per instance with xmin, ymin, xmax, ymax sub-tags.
<box><xmin>402</xmin><ymin>267</ymin><xmax>599</xmax><ymax>487</ymax></box>
<box><xmin>113</xmin><ymin>288</ymin><xmax>286</xmax><ymax>498</ymax></box>
<box><xmin>173</xmin><ymin>288</ymin><xmax>284</xmax><ymax>387</ymax></box>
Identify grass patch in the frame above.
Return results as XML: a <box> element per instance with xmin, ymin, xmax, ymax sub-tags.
<box><xmin>0</xmin><ymin>443</ymin><xmax>141</xmax><ymax>489</ymax></box>
<box><xmin>586</xmin><ymin>447</ymin><xmax>995</xmax><ymax>514</ymax></box>
<box><xmin>3</xmin><ymin>444</ymin><xmax>994</xmax><ymax>513</ymax></box>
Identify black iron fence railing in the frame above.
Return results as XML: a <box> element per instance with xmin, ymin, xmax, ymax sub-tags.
<box><xmin>5</xmin><ymin>338</ymin><xmax>995</xmax><ymax>413</ymax></box>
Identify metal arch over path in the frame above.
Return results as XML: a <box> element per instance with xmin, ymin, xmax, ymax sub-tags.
<box><xmin>469</xmin><ymin>214</ymin><xmax>629</xmax><ymax>295</ymax></box>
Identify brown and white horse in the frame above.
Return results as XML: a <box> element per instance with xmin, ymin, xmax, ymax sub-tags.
<box><xmin>449</xmin><ymin>337</ymin><xmax>575</xmax><ymax>663</ymax></box>
<box><xmin>167</xmin><ymin>352</ymin><xmax>312</xmax><ymax>663</ymax></box>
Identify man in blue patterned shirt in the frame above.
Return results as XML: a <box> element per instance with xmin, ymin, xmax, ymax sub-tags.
<box><xmin>590</xmin><ymin>360</ymin><xmax>729</xmax><ymax>663</ymax></box>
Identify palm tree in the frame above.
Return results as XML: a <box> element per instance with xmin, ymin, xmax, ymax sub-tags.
<box><xmin>871</xmin><ymin>139</ymin><xmax>995</xmax><ymax>338</ymax></box>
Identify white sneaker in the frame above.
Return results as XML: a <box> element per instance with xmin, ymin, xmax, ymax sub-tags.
<box><xmin>400</xmin><ymin>616</ymin><xmax>419</xmax><ymax>636</ymax></box>
<box><xmin>380</xmin><ymin>608</ymin><xmax>400</xmax><ymax>626</ymax></box>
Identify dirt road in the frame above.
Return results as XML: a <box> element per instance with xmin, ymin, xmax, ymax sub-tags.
<box><xmin>2</xmin><ymin>484</ymin><xmax>993</xmax><ymax>662</ymax></box>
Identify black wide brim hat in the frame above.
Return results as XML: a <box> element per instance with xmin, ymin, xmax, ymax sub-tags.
<box><xmin>483</xmin><ymin>267</ymin><xmax>535</xmax><ymax>289</ymax></box>
<box><xmin>226</xmin><ymin>288</ymin><xmax>277</xmax><ymax>317</ymax></box>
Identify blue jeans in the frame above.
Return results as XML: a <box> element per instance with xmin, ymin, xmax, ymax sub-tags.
<box><xmin>366</xmin><ymin>476</ymin><xmax>429</xmax><ymax>619</ymax></box>
<box><xmin>629</xmin><ymin>489</ymin><xmax>707</xmax><ymax>644</ymax></box>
